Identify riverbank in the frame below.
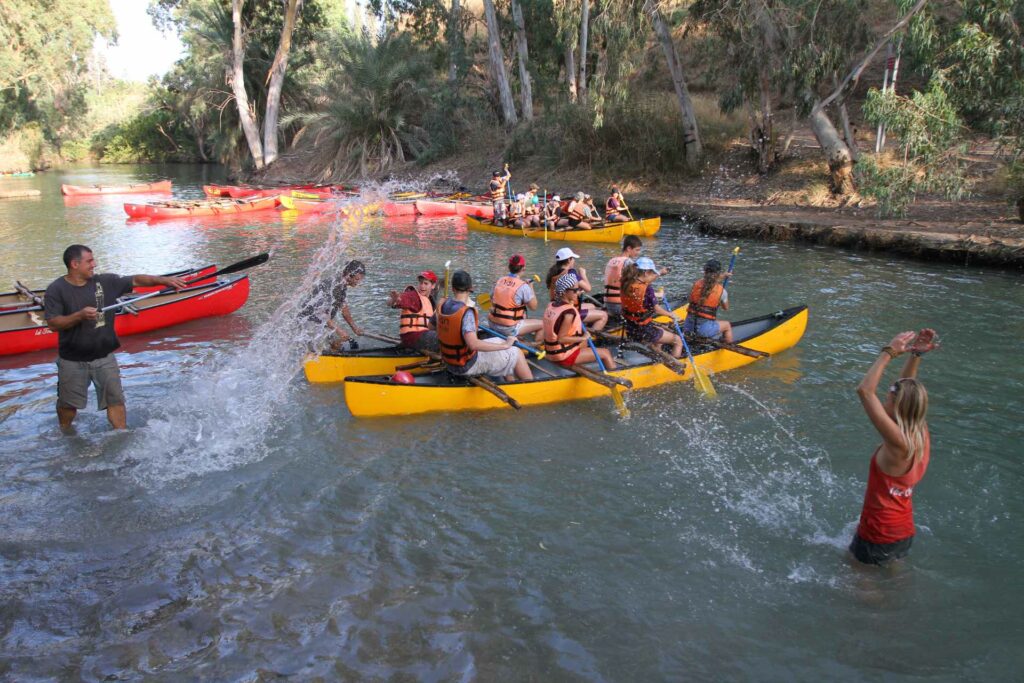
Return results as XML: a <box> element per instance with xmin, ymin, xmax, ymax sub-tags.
<box><xmin>254</xmin><ymin>130</ymin><xmax>1024</xmax><ymax>270</ymax></box>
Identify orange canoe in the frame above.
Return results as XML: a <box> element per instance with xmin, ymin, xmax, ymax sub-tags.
<box><xmin>62</xmin><ymin>180</ymin><xmax>172</xmax><ymax>196</ymax></box>
<box><xmin>125</xmin><ymin>195</ymin><xmax>280</xmax><ymax>220</ymax></box>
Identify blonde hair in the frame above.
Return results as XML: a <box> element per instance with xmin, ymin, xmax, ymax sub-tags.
<box><xmin>891</xmin><ymin>378</ymin><xmax>929</xmax><ymax>461</ymax></box>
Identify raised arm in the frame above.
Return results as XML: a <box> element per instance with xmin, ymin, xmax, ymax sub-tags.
<box><xmin>857</xmin><ymin>331</ymin><xmax>916</xmax><ymax>454</ymax></box>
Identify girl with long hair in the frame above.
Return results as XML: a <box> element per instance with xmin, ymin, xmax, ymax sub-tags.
<box><xmin>850</xmin><ymin>328</ymin><xmax>939</xmax><ymax>565</ymax></box>
<box><xmin>545</xmin><ymin>248</ymin><xmax>608</xmax><ymax>330</ymax></box>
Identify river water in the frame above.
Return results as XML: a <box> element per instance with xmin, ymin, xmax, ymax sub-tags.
<box><xmin>0</xmin><ymin>165</ymin><xmax>1021</xmax><ymax>680</ymax></box>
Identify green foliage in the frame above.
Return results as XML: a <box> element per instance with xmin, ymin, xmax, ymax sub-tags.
<box><xmin>282</xmin><ymin>33</ymin><xmax>436</xmax><ymax>177</ymax></box>
<box><xmin>506</xmin><ymin>95</ymin><xmax>718</xmax><ymax>175</ymax></box>
<box><xmin>0</xmin><ymin>0</ymin><xmax>116</xmax><ymax>142</ymax></box>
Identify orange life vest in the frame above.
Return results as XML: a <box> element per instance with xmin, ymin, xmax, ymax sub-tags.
<box><xmin>604</xmin><ymin>256</ymin><xmax>629</xmax><ymax>305</ymax></box>
<box><xmin>567</xmin><ymin>201</ymin><xmax>587</xmax><ymax>221</ymax></box>
<box><xmin>488</xmin><ymin>276</ymin><xmax>528</xmax><ymax>325</ymax></box>
<box><xmin>688</xmin><ymin>280</ymin><xmax>724</xmax><ymax>320</ymax></box>
<box><xmin>622</xmin><ymin>281</ymin><xmax>653</xmax><ymax>325</ymax></box>
<box><xmin>605</xmin><ymin>196</ymin><xmax>620</xmax><ymax>215</ymax></box>
<box><xmin>399</xmin><ymin>289</ymin><xmax>434</xmax><ymax>335</ymax></box>
<box><xmin>542</xmin><ymin>302</ymin><xmax>583</xmax><ymax>361</ymax></box>
<box><xmin>489</xmin><ymin>179</ymin><xmax>506</xmax><ymax>202</ymax></box>
<box><xmin>437</xmin><ymin>303</ymin><xmax>477</xmax><ymax>367</ymax></box>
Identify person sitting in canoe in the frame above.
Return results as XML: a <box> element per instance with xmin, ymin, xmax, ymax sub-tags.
<box><xmin>604</xmin><ymin>236</ymin><xmax>671</xmax><ymax>319</ymax></box>
<box><xmin>437</xmin><ymin>270</ymin><xmax>532</xmax><ymax>382</ymax></box>
<box><xmin>489</xmin><ymin>165</ymin><xmax>511</xmax><ymax>225</ymax></box>
<box><xmin>605</xmin><ymin>187</ymin><xmax>630</xmax><ymax>223</ymax></box>
<box><xmin>564</xmin><ymin>192</ymin><xmax>593</xmax><ymax>230</ymax></box>
<box><xmin>508</xmin><ymin>194</ymin><xmax>529</xmax><ymax>229</ymax></box>
<box><xmin>583</xmin><ymin>194</ymin><xmax>602</xmax><ymax>223</ymax></box>
<box><xmin>545</xmin><ymin>247</ymin><xmax>608</xmax><ymax>331</ymax></box>
<box><xmin>683</xmin><ymin>259</ymin><xmax>733</xmax><ymax>343</ymax></box>
<box><xmin>621</xmin><ymin>257</ymin><xmax>683</xmax><ymax>357</ymax></box>
<box><xmin>543</xmin><ymin>195</ymin><xmax>566</xmax><ymax>229</ymax></box>
<box><xmin>387</xmin><ymin>270</ymin><xmax>440</xmax><ymax>352</ymax></box>
<box><xmin>299</xmin><ymin>259</ymin><xmax>365</xmax><ymax>350</ymax></box>
<box><xmin>487</xmin><ymin>255</ymin><xmax>543</xmax><ymax>341</ymax></box>
<box><xmin>543</xmin><ymin>272</ymin><xmax>617</xmax><ymax>370</ymax></box>
<box><xmin>523</xmin><ymin>185</ymin><xmax>542</xmax><ymax>227</ymax></box>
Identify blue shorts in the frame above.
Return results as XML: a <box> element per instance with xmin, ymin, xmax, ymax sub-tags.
<box><xmin>683</xmin><ymin>316</ymin><xmax>721</xmax><ymax>339</ymax></box>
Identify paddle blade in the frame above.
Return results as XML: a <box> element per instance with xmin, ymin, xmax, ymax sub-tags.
<box><xmin>279</xmin><ymin>195</ymin><xmax>295</xmax><ymax>210</ymax></box>
<box><xmin>692</xmin><ymin>364</ymin><xmax>717</xmax><ymax>397</ymax></box>
<box><xmin>477</xmin><ymin>293</ymin><xmax>491</xmax><ymax>310</ymax></box>
<box><xmin>611</xmin><ymin>386</ymin><xmax>630</xmax><ymax>418</ymax></box>
<box><xmin>214</xmin><ymin>253</ymin><xmax>270</xmax><ymax>278</ymax></box>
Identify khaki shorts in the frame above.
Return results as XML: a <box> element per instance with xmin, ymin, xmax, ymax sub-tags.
<box><xmin>57</xmin><ymin>354</ymin><xmax>125</xmax><ymax>410</ymax></box>
<box><xmin>465</xmin><ymin>340</ymin><xmax>519</xmax><ymax>378</ymax></box>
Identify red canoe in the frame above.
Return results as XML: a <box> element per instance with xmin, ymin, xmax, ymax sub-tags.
<box><xmin>61</xmin><ymin>180</ymin><xmax>172</xmax><ymax>196</ymax></box>
<box><xmin>125</xmin><ymin>195</ymin><xmax>280</xmax><ymax>220</ymax></box>
<box><xmin>415</xmin><ymin>199</ymin><xmax>494</xmax><ymax>219</ymax></box>
<box><xmin>0</xmin><ymin>274</ymin><xmax>250</xmax><ymax>356</ymax></box>
<box><xmin>0</xmin><ymin>265</ymin><xmax>218</xmax><ymax>311</ymax></box>
<box><xmin>382</xmin><ymin>201</ymin><xmax>419</xmax><ymax>217</ymax></box>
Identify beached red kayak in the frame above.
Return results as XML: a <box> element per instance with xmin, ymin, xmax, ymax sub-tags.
<box><xmin>0</xmin><ymin>274</ymin><xmax>250</xmax><ymax>356</ymax></box>
<box><xmin>61</xmin><ymin>180</ymin><xmax>172</xmax><ymax>196</ymax></box>
<box><xmin>382</xmin><ymin>201</ymin><xmax>419</xmax><ymax>217</ymax></box>
<box><xmin>125</xmin><ymin>195</ymin><xmax>280</xmax><ymax>220</ymax></box>
<box><xmin>415</xmin><ymin>199</ymin><xmax>494</xmax><ymax>219</ymax></box>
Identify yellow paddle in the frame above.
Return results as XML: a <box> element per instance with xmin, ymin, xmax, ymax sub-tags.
<box><xmin>580</xmin><ymin>314</ymin><xmax>629</xmax><ymax>417</ymax></box>
<box><xmin>663</xmin><ymin>291</ymin><xmax>716</xmax><ymax>397</ymax></box>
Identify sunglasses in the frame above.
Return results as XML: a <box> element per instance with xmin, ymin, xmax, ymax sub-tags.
<box><xmin>889</xmin><ymin>378</ymin><xmax>912</xmax><ymax>394</ymax></box>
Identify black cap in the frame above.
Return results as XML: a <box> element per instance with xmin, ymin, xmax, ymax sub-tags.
<box><xmin>451</xmin><ymin>270</ymin><xmax>473</xmax><ymax>292</ymax></box>
<box><xmin>704</xmin><ymin>259</ymin><xmax>722</xmax><ymax>273</ymax></box>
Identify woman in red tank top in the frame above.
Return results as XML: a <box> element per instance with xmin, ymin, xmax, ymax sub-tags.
<box><xmin>850</xmin><ymin>328</ymin><xmax>940</xmax><ymax>565</ymax></box>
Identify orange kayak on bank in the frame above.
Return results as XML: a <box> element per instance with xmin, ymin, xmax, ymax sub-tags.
<box><xmin>62</xmin><ymin>180</ymin><xmax>172</xmax><ymax>196</ymax></box>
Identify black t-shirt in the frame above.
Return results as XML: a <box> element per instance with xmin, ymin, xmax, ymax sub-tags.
<box><xmin>299</xmin><ymin>276</ymin><xmax>348</xmax><ymax>325</ymax></box>
<box><xmin>44</xmin><ymin>273</ymin><xmax>135</xmax><ymax>361</ymax></box>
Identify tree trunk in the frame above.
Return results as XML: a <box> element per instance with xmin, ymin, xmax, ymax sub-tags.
<box><xmin>510</xmin><ymin>0</ymin><xmax>533</xmax><ymax>120</ymax></box>
<box><xmin>750</xmin><ymin>71</ymin><xmax>773</xmax><ymax>174</ymax></box>
<box><xmin>644</xmin><ymin>0</ymin><xmax>702</xmax><ymax>167</ymax></box>
<box><xmin>263</xmin><ymin>0</ymin><xmax>301</xmax><ymax>166</ymax></box>
<box><xmin>447</xmin><ymin>0</ymin><xmax>461</xmax><ymax>88</ymax></box>
<box><xmin>230</xmin><ymin>0</ymin><xmax>264</xmax><ymax>169</ymax></box>
<box><xmin>482</xmin><ymin>0</ymin><xmax>518</xmax><ymax>126</ymax></box>
<box><xmin>809</xmin><ymin>102</ymin><xmax>855</xmax><ymax>195</ymax></box>
<box><xmin>565</xmin><ymin>39</ymin><xmax>578</xmax><ymax>103</ymax></box>
<box><xmin>577</xmin><ymin>0</ymin><xmax>590</xmax><ymax>104</ymax></box>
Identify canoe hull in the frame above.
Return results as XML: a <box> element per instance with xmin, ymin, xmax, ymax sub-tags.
<box><xmin>465</xmin><ymin>215</ymin><xmax>660</xmax><ymax>243</ymax></box>
<box><xmin>62</xmin><ymin>180</ymin><xmax>172</xmax><ymax>196</ymax></box>
<box><xmin>382</xmin><ymin>201</ymin><xmax>419</xmax><ymax>217</ymax></box>
<box><xmin>415</xmin><ymin>200</ymin><xmax>495</xmax><ymax>219</ymax></box>
<box><xmin>342</xmin><ymin>306</ymin><xmax>808</xmax><ymax>416</ymax></box>
<box><xmin>127</xmin><ymin>196</ymin><xmax>279</xmax><ymax>219</ymax></box>
<box><xmin>0</xmin><ymin>275</ymin><xmax>250</xmax><ymax>356</ymax></box>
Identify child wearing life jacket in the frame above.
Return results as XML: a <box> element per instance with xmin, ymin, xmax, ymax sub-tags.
<box><xmin>387</xmin><ymin>270</ymin><xmax>439</xmax><ymax>351</ymax></box>
<box><xmin>544</xmin><ymin>247</ymin><xmax>608</xmax><ymax>331</ymax></box>
<box><xmin>542</xmin><ymin>272</ymin><xmax>617</xmax><ymax>369</ymax></box>
<box><xmin>683</xmin><ymin>259</ymin><xmax>733</xmax><ymax>343</ymax></box>
<box><xmin>620</xmin><ymin>257</ymin><xmax>683</xmax><ymax>357</ymax></box>
<box><xmin>487</xmin><ymin>255</ymin><xmax>543</xmax><ymax>340</ymax></box>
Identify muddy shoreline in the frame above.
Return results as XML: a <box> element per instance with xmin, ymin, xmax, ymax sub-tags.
<box><xmin>629</xmin><ymin>198</ymin><xmax>1024</xmax><ymax>270</ymax></box>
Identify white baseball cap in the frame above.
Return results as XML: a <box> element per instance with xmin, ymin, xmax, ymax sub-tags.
<box><xmin>555</xmin><ymin>247</ymin><xmax>581</xmax><ymax>261</ymax></box>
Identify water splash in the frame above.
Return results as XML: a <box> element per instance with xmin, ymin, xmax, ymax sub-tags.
<box><xmin>128</xmin><ymin>196</ymin><xmax>377</xmax><ymax>487</ymax></box>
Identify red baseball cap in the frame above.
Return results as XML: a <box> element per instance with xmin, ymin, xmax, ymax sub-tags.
<box><xmin>418</xmin><ymin>270</ymin><xmax>438</xmax><ymax>283</ymax></box>
<box><xmin>509</xmin><ymin>254</ymin><xmax>525</xmax><ymax>268</ymax></box>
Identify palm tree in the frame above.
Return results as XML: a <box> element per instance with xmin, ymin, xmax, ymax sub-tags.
<box><xmin>284</xmin><ymin>33</ymin><xmax>435</xmax><ymax>178</ymax></box>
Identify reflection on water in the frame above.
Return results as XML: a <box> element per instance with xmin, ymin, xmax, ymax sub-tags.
<box><xmin>0</xmin><ymin>166</ymin><xmax>1022</xmax><ymax>679</ymax></box>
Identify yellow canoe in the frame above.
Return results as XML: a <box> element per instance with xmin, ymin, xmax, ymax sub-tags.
<box><xmin>466</xmin><ymin>214</ymin><xmax>660</xmax><ymax>244</ymax></box>
<box><xmin>304</xmin><ymin>303</ymin><xmax>688</xmax><ymax>382</ymax></box>
<box><xmin>341</xmin><ymin>305</ymin><xmax>807</xmax><ymax>417</ymax></box>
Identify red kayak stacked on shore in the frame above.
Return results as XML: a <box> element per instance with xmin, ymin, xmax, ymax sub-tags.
<box><xmin>125</xmin><ymin>195</ymin><xmax>280</xmax><ymax>220</ymax></box>
<box><xmin>61</xmin><ymin>180</ymin><xmax>172</xmax><ymax>196</ymax></box>
<box><xmin>0</xmin><ymin>274</ymin><xmax>251</xmax><ymax>356</ymax></box>
<box><xmin>415</xmin><ymin>199</ymin><xmax>495</xmax><ymax>219</ymax></box>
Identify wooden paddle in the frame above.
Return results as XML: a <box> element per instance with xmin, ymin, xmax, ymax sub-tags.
<box><xmin>14</xmin><ymin>281</ymin><xmax>44</xmax><ymax>307</ymax></box>
<box><xmin>664</xmin><ymin>292</ymin><xmax>716</xmax><ymax>397</ymax></box>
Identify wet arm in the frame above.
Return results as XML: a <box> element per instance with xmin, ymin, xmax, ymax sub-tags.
<box><xmin>857</xmin><ymin>352</ymin><xmax>908</xmax><ymax>456</ymax></box>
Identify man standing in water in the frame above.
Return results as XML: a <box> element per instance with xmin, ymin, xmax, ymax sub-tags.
<box><xmin>300</xmin><ymin>260</ymin><xmax>366</xmax><ymax>350</ymax></box>
<box><xmin>44</xmin><ymin>244</ymin><xmax>186</xmax><ymax>431</ymax></box>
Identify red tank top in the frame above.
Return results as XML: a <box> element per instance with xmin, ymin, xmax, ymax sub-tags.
<box><xmin>856</xmin><ymin>430</ymin><xmax>931</xmax><ymax>544</ymax></box>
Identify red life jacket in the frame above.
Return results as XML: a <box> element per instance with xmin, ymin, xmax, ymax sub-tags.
<box><xmin>856</xmin><ymin>432</ymin><xmax>931</xmax><ymax>544</ymax></box>
<box><xmin>688</xmin><ymin>280</ymin><xmax>724</xmax><ymax>320</ymax></box>
<box><xmin>542</xmin><ymin>302</ymin><xmax>582</xmax><ymax>361</ymax></box>
<box><xmin>622</xmin><ymin>282</ymin><xmax>653</xmax><ymax>325</ymax></box>
<box><xmin>437</xmin><ymin>303</ymin><xmax>477</xmax><ymax>367</ymax></box>
<box><xmin>488</xmin><ymin>276</ymin><xmax>528</xmax><ymax>325</ymax></box>
<box><xmin>399</xmin><ymin>289</ymin><xmax>433</xmax><ymax>335</ymax></box>
<box><xmin>604</xmin><ymin>256</ymin><xmax>629</xmax><ymax>305</ymax></box>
